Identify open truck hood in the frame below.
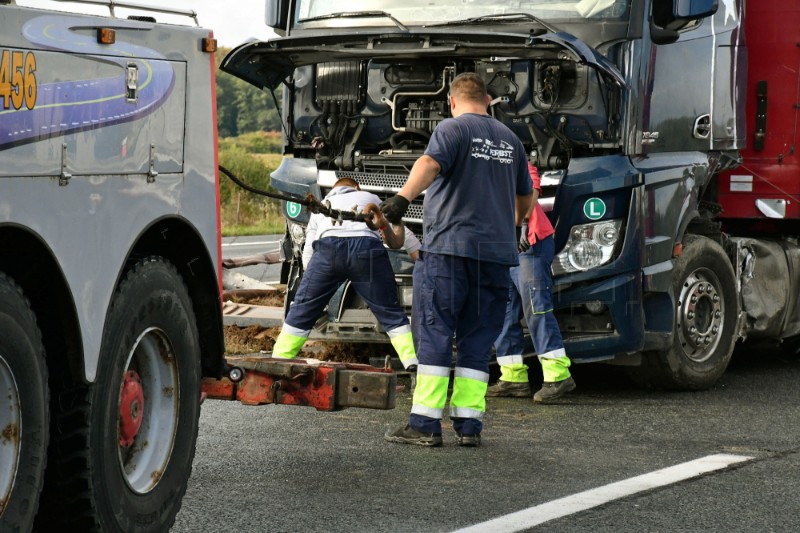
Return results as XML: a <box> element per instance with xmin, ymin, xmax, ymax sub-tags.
<box><xmin>221</xmin><ymin>30</ymin><xmax>625</xmax><ymax>91</ymax></box>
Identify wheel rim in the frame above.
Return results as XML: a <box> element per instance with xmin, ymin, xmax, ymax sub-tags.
<box><xmin>117</xmin><ymin>328</ymin><xmax>179</xmax><ymax>495</ymax></box>
<box><xmin>676</xmin><ymin>267</ymin><xmax>724</xmax><ymax>363</ymax></box>
<box><xmin>0</xmin><ymin>354</ymin><xmax>21</xmax><ymax>513</ymax></box>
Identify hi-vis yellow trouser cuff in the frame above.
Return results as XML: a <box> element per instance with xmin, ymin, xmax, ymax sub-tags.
<box><xmin>450</xmin><ymin>367</ymin><xmax>489</xmax><ymax>419</ymax></box>
<box><xmin>496</xmin><ymin>355</ymin><xmax>529</xmax><ymax>383</ymax></box>
<box><xmin>539</xmin><ymin>352</ymin><xmax>571</xmax><ymax>382</ymax></box>
<box><xmin>410</xmin><ymin>364</ymin><xmax>449</xmax><ymax>419</ymax></box>
<box><xmin>387</xmin><ymin>325</ymin><xmax>417</xmax><ymax>369</ymax></box>
<box><xmin>272</xmin><ymin>324</ymin><xmax>311</xmax><ymax>359</ymax></box>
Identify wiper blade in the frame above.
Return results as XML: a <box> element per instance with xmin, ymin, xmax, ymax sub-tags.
<box><xmin>426</xmin><ymin>12</ymin><xmax>559</xmax><ymax>34</ymax></box>
<box><xmin>299</xmin><ymin>11</ymin><xmax>409</xmax><ymax>32</ymax></box>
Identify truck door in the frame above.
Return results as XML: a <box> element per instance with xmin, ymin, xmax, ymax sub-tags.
<box><xmin>644</xmin><ymin>0</ymin><xmax>744</xmax><ymax>153</ymax></box>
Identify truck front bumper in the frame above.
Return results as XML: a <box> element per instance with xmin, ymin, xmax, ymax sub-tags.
<box><xmin>554</xmin><ymin>268</ymin><xmax>645</xmax><ymax>362</ymax></box>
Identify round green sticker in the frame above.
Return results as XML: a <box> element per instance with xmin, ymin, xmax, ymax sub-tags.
<box><xmin>286</xmin><ymin>201</ymin><xmax>302</xmax><ymax>219</ymax></box>
<box><xmin>583</xmin><ymin>198</ymin><xmax>606</xmax><ymax>220</ymax></box>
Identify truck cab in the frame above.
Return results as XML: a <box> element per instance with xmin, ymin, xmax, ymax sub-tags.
<box><xmin>222</xmin><ymin>0</ymin><xmax>755</xmax><ymax>389</ymax></box>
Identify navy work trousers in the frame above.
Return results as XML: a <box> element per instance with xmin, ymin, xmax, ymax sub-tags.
<box><xmin>410</xmin><ymin>251</ymin><xmax>511</xmax><ymax>435</ymax></box>
<box><xmin>495</xmin><ymin>235</ymin><xmax>565</xmax><ymax>359</ymax></box>
<box><xmin>284</xmin><ymin>236</ymin><xmax>408</xmax><ymax>332</ymax></box>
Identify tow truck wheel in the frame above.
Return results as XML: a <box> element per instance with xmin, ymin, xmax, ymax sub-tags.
<box><xmin>0</xmin><ymin>273</ymin><xmax>48</xmax><ymax>533</ymax></box>
<box><xmin>628</xmin><ymin>235</ymin><xmax>738</xmax><ymax>390</ymax></box>
<box><xmin>36</xmin><ymin>257</ymin><xmax>201</xmax><ymax>531</ymax></box>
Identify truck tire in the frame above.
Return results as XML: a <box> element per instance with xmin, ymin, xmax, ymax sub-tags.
<box><xmin>628</xmin><ymin>235</ymin><xmax>738</xmax><ymax>390</ymax></box>
<box><xmin>0</xmin><ymin>272</ymin><xmax>48</xmax><ymax>533</ymax></box>
<box><xmin>36</xmin><ymin>257</ymin><xmax>201</xmax><ymax>532</ymax></box>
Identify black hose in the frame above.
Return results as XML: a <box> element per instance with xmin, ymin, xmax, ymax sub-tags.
<box><xmin>218</xmin><ymin>164</ymin><xmax>373</xmax><ymax>223</ymax></box>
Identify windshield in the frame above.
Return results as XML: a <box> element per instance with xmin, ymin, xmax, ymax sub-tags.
<box><xmin>295</xmin><ymin>0</ymin><xmax>631</xmax><ymax>25</ymax></box>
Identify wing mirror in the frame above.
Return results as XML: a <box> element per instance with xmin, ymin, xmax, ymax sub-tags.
<box><xmin>650</xmin><ymin>0</ymin><xmax>719</xmax><ymax>45</ymax></box>
<box><xmin>265</xmin><ymin>0</ymin><xmax>289</xmax><ymax>36</ymax></box>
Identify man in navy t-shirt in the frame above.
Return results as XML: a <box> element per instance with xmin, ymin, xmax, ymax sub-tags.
<box><xmin>381</xmin><ymin>72</ymin><xmax>532</xmax><ymax>447</ymax></box>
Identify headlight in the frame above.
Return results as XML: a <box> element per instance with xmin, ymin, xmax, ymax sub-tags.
<box><xmin>553</xmin><ymin>219</ymin><xmax>622</xmax><ymax>275</ymax></box>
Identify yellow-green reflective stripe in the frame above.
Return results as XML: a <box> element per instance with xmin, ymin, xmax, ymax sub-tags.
<box><xmin>413</xmin><ymin>373</ymin><xmax>449</xmax><ymax>410</ymax></box>
<box><xmin>528</xmin><ymin>290</ymin><xmax>554</xmax><ymax>315</ymax></box>
<box><xmin>541</xmin><ymin>356</ymin><xmax>571</xmax><ymax>382</ymax></box>
<box><xmin>389</xmin><ymin>331</ymin><xmax>416</xmax><ymax>363</ymax></box>
<box><xmin>272</xmin><ymin>330</ymin><xmax>306</xmax><ymax>359</ymax></box>
<box><xmin>500</xmin><ymin>363</ymin><xmax>529</xmax><ymax>383</ymax></box>
<box><xmin>450</xmin><ymin>376</ymin><xmax>487</xmax><ymax>414</ymax></box>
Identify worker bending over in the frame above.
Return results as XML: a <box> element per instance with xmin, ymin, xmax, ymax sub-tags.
<box><xmin>272</xmin><ymin>177</ymin><xmax>418</xmax><ymax>369</ymax></box>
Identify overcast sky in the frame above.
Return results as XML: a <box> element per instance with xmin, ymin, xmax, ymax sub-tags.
<box><xmin>15</xmin><ymin>0</ymin><xmax>278</xmax><ymax>47</ymax></box>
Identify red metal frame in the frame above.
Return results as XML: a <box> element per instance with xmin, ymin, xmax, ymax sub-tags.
<box><xmin>201</xmin><ymin>356</ymin><xmax>396</xmax><ymax>411</ymax></box>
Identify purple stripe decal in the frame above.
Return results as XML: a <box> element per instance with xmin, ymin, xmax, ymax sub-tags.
<box><xmin>1</xmin><ymin>15</ymin><xmax>176</xmax><ymax>147</ymax></box>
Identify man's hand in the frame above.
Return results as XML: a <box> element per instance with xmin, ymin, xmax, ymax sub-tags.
<box><xmin>518</xmin><ymin>220</ymin><xmax>531</xmax><ymax>253</ymax></box>
<box><xmin>380</xmin><ymin>194</ymin><xmax>410</xmax><ymax>224</ymax></box>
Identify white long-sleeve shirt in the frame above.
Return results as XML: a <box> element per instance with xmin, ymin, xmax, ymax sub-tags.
<box><xmin>301</xmin><ymin>186</ymin><xmax>421</xmax><ymax>269</ymax></box>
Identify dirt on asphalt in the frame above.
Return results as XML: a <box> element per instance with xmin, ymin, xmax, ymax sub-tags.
<box><xmin>223</xmin><ymin>289</ymin><xmax>396</xmax><ymax>364</ymax></box>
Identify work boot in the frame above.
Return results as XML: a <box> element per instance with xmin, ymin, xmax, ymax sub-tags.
<box><xmin>384</xmin><ymin>424</ymin><xmax>443</xmax><ymax>447</ymax></box>
<box><xmin>455</xmin><ymin>432</ymin><xmax>481</xmax><ymax>447</ymax></box>
<box><xmin>485</xmin><ymin>380</ymin><xmax>531</xmax><ymax>398</ymax></box>
<box><xmin>533</xmin><ymin>376</ymin><xmax>576</xmax><ymax>403</ymax></box>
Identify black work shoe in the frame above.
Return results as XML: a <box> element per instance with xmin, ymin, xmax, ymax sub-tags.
<box><xmin>533</xmin><ymin>376</ymin><xmax>577</xmax><ymax>403</ymax></box>
<box><xmin>455</xmin><ymin>432</ymin><xmax>481</xmax><ymax>447</ymax></box>
<box><xmin>384</xmin><ymin>424</ymin><xmax>443</xmax><ymax>447</ymax></box>
<box><xmin>485</xmin><ymin>380</ymin><xmax>531</xmax><ymax>398</ymax></box>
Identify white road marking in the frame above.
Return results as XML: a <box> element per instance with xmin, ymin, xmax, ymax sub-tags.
<box><xmin>452</xmin><ymin>454</ymin><xmax>753</xmax><ymax>533</ymax></box>
<box><xmin>221</xmin><ymin>241</ymin><xmax>280</xmax><ymax>248</ymax></box>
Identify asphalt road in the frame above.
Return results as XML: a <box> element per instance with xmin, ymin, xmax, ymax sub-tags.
<box><xmin>222</xmin><ymin>234</ymin><xmax>284</xmax><ymax>284</ymax></box>
<box><xmin>173</xmin><ymin>342</ymin><xmax>800</xmax><ymax>532</ymax></box>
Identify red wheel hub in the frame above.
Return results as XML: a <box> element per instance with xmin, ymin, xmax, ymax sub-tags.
<box><xmin>119</xmin><ymin>370</ymin><xmax>145</xmax><ymax>448</ymax></box>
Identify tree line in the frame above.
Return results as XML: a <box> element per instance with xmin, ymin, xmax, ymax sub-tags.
<box><xmin>215</xmin><ymin>48</ymin><xmax>283</xmax><ymax>137</ymax></box>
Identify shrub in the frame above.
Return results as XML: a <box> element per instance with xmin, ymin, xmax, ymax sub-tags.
<box><xmin>219</xmin><ymin>143</ymin><xmax>284</xmax><ymax>234</ymax></box>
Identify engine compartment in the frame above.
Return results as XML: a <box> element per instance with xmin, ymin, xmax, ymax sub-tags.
<box><xmin>288</xmin><ymin>57</ymin><xmax>621</xmax><ymax>173</ymax></box>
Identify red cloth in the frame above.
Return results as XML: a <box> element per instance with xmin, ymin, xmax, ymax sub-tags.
<box><xmin>527</xmin><ymin>163</ymin><xmax>554</xmax><ymax>245</ymax></box>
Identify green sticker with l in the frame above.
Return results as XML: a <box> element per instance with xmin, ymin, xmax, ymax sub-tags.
<box><xmin>583</xmin><ymin>198</ymin><xmax>606</xmax><ymax>220</ymax></box>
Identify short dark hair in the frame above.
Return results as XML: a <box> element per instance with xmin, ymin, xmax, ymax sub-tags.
<box><xmin>334</xmin><ymin>177</ymin><xmax>359</xmax><ymax>188</ymax></box>
<box><xmin>449</xmin><ymin>72</ymin><xmax>488</xmax><ymax>104</ymax></box>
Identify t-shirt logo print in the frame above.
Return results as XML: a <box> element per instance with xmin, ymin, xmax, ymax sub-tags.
<box><xmin>471</xmin><ymin>137</ymin><xmax>515</xmax><ymax>164</ymax></box>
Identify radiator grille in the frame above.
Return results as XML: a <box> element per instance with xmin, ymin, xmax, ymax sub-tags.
<box><xmin>335</xmin><ymin>171</ymin><xmax>409</xmax><ymax>190</ymax></box>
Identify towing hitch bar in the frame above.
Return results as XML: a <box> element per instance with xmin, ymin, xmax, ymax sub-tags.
<box><xmin>201</xmin><ymin>355</ymin><xmax>397</xmax><ymax>411</ymax></box>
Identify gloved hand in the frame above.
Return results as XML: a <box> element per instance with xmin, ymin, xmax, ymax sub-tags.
<box><xmin>380</xmin><ymin>194</ymin><xmax>410</xmax><ymax>224</ymax></box>
<box><xmin>518</xmin><ymin>220</ymin><xmax>531</xmax><ymax>253</ymax></box>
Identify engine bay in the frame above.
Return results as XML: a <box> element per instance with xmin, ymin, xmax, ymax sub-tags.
<box><xmin>288</xmin><ymin>56</ymin><xmax>622</xmax><ymax>173</ymax></box>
